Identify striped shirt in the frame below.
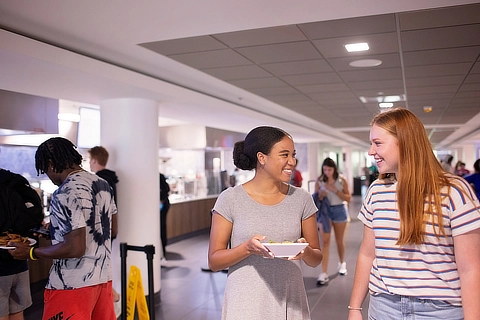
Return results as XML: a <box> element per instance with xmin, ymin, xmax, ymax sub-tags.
<box><xmin>358</xmin><ymin>176</ymin><xmax>480</xmax><ymax>305</ymax></box>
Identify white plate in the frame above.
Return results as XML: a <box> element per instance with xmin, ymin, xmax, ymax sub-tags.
<box><xmin>263</xmin><ymin>242</ymin><xmax>308</xmax><ymax>258</ymax></box>
<box><xmin>0</xmin><ymin>238</ymin><xmax>37</xmax><ymax>250</ymax></box>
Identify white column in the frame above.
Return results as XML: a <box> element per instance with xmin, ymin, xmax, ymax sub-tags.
<box><xmin>342</xmin><ymin>147</ymin><xmax>354</xmax><ymax>193</ymax></box>
<box><xmin>461</xmin><ymin>144</ymin><xmax>477</xmax><ymax>172</ymax></box>
<box><xmin>307</xmin><ymin>142</ymin><xmax>319</xmax><ymax>192</ymax></box>
<box><xmin>100</xmin><ymin>98</ymin><xmax>161</xmax><ymax>297</ymax></box>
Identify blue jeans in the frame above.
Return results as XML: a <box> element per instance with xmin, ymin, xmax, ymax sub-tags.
<box><xmin>369</xmin><ymin>293</ymin><xmax>464</xmax><ymax>320</ymax></box>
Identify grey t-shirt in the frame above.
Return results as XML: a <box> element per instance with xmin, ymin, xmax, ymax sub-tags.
<box><xmin>213</xmin><ymin>184</ymin><xmax>317</xmax><ymax>320</ymax></box>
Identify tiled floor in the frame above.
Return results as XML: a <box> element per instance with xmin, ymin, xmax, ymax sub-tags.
<box><xmin>26</xmin><ymin>194</ymin><xmax>368</xmax><ymax>320</ymax></box>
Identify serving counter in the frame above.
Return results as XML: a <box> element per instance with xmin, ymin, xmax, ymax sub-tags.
<box><xmin>166</xmin><ymin>195</ymin><xmax>217</xmax><ymax>243</ymax></box>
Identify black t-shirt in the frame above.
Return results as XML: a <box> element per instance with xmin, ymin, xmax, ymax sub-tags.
<box><xmin>96</xmin><ymin>169</ymin><xmax>119</xmax><ymax>202</ymax></box>
<box><xmin>160</xmin><ymin>173</ymin><xmax>170</xmax><ymax>203</ymax></box>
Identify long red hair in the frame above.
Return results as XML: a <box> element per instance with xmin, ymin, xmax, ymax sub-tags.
<box><xmin>372</xmin><ymin>108</ymin><xmax>451</xmax><ymax>245</ymax></box>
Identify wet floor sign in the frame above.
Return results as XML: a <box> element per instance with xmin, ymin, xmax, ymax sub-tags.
<box><xmin>126</xmin><ymin>265</ymin><xmax>150</xmax><ymax>320</ymax></box>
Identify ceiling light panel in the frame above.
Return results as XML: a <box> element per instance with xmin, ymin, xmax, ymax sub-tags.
<box><xmin>349</xmin><ymin>59</ymin><xmax>382</xmax><ymax>67</ymax></box>
<box><xmin>344</xmin><ymin>42</ymin><xmax>369</xmax><ymax>52</ymax></box>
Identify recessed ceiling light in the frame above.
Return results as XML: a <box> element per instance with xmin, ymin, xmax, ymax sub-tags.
<box><xmin>379</xmin><ymin>102</ymin><xmax>394</xmax><ymax>108</ymax></box>
<box><xmin>383</xmin><ymin>95</ymin><xmax>402</xmax><ymax>102</ymax></box>
<box><xmin>423</xmin><ymin>106</ymin><xmax>433</xmax><ymax>113</ymax></box>
<box><xmin>349</xmin><ymin>59</ymin><xmax>382</xmax><ymax>68</ymax></box>
<box><xmin>344</xmin><ymin>42</ymin><xmax>369</xmax><ymax>52</ymax></box>
<box><xmin>359</xmin><ymin>94</ymin><xmax>406</xmax><ymax>104</ymax></box>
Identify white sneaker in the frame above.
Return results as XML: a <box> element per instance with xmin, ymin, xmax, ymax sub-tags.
<box><xmin>114</xmin><ymin>296</ymin><xmax>122</xmax><ymax>318</ymax></box>
<box><xmin>316</xmin><ymin>272</ymin><xmax>329</xmax><ymax>285</ymax></box>
<box><xmin>160</xmin><ymin>257</ymin><xmax>167</xmax><ymax>266</ymax></box>
<box><xmin>338</xmin><ymin>262</ymin><xmax>347</xmax><ymax>275</ymax></box>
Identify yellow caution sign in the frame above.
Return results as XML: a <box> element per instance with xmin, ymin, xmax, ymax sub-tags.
<box><xmin>126</xmin><ymin>265</ymin><xmax>150</xmax><ymax>320</ymax></box>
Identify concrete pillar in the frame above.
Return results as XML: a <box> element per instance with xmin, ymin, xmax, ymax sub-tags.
<box><xmin>99</xmin><ymin>98</ymin><xmax>161</xmax><ymax>299</ymax></box>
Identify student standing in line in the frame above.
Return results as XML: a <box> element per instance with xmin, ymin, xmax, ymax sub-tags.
<box><xmin>314</xmin><ymin>157</ymin><xmax>351</xmax><ymax>285</ymax></box>
<box><xmin>88</xmin><ymin>146</ymin><xmax>118</xmax><ymax>239</ymax></box>
<box><xmin>208</xmin><ymin>126</ymin><xmax>322</xmax><ymax>320</ymax></box>
<box><xmin>159</xmin><ymin>172</ymin><xmax>170</xmax><ymax>258</ymax></box>
<box><xmin>88</xmin><ymin>146</ymin><xmax>120</xmax><ymax>317</ymax></box>
<box><xmin>348</xmin><ymin>108</ymin><xmax>480</xmax><ymax>320</ymax></box>
<box><xmin>9</xmin><ymin>137</ymin><xmax>117</xmax><ymax>320</ymax></box>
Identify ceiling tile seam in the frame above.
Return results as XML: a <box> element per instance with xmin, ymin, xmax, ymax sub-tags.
<box><xmin>395</xmin><ymin>13</ymin><xmax>409</xmax><ymax>111</ymax></box>
<box><xmin>340</xmin><ymin>67</ymin><xmax>405</xmax><ymax>77</ymax></box>
<box><xmin>210</xmin><ymin>34</ymin><xmax>311</xmax><ymax>50</ymax></box>
<box><xmin>202</xmin><ymin>33</ymin><xmax>355</xmax><ymax>121</ymax></box>
<box><xmin>428</xmin><ymin>50</ymin><xmax>480</xmax><ymax>140</ymax></box>
<box><xmin>159</xmin><ymin>39</ymin><xmax>228</xmax><ymax>56</ymax></box>
<box><xmin>296</xmin><ymin>16</ymin><xmax>399</xmax><ymax>41</ymax></box>
<box><xmin>296</xmin><ymin>25</ymin><xmax>373</xmax><ymax>117</ymax></box>
<box><xmin>208</xmin><ymin>29</ymin><xmax>346</xmax><ymax>109</ymax></box>
<box><xmin>405</xmin><ymin>70</ymin><xmax>477</xmax><ymax>79</ymax></box>
<box><xmin>400</xmin><ymin>21</ymin><xmax>480</xmax><ymax>33</ymax></box>
<box><xmin>401</xmin><ymin>47</ymin><xmax>480</xmax><ymax>62</ymax></box>
<box><xmin>401</xmin><ymin>45</ymin><xmax>480</xmax><ymax>56</ymax></box>
<box><xmin>211</xmin><ymin>26</ymin><xmax>401</xmax><ymax>49</ymax></box>
<box><xmin>209</xmin><ymin>31</ymin><xmax>328</xmax><ymax>113</ymax></box>
<box><xmin>175</xmin><ymin>34</ymin><xmax>368</xmax><ymax>145</ymax></box>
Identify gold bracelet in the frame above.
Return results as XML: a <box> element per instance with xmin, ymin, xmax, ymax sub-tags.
<box><xmin>29</xmin><ymin>247</ymin><xmax>38</xmax><ymax>260</ymax></box>
<box><xmin>347</xmin><ymin>305</ymin><xmax>362</xmax><ymax>311</ymax></box>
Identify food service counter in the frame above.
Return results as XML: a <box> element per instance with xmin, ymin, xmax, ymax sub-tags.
<box><xmin>166</xmin><ymin>195</ymin><xmax>217</xmax><ymax>242</ymax></box>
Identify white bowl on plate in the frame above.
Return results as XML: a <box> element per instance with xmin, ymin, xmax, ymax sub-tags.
<box><xmin>263</xmin><ymin>242</ymin><xmax>308</xmax><ymax>258</ymax></box>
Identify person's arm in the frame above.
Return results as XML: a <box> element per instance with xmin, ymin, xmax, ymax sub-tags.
<box><xmin>9</xmin><ymin>227</ymin><xmax>87</xmax><ymax>260</ymax></box>
<box><xmin>111</xmin><ymin>213</ymin><xmax>118</xmax><ymax>239</ymax></box>
<box><xmin>348</xmin><ymin>225</ymin><xmax>375</xmax><ymax>320</ymax></box>
<box><xmin>453</xmin><ymin>227</ymin><xmax>480</xmax><ymax>320</ymax></box>
<box><xmin>315</xmin><ymin>179</ymin><xmax>328</xmax><ymax>200</ymax></box>
<box><xmin>208</xmin><ymin>211</ymin><xmax>272</xmax><ymax>272</ymax></box>
<box><xmin>296</xmin><ymin>214</ymin><xmax>322</xmax><ymax>267</ymax></box>
<box><xmin>336</xmin><ymin>177</ymin><xmax>352</xmax><ymax>202</ymax></box>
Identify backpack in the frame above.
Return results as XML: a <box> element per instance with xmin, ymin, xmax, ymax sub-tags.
<box><xmin>0</xmin><ymin>170</ymin><xmax>44</xmax><ymax>236</ymax></box>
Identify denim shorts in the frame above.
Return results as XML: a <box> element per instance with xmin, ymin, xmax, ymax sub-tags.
<box><xmin>328</xmin><ymin>204</ymin><xmax>348</xmax><ymax>223</ymax></box>
<box><xmin>368</xmin><ymin>293</ymin><xmax>464</xmax><ymax>320</ymax></box>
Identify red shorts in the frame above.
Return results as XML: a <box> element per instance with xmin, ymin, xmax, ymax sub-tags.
<box><xmin>43</xmin><ymin>281</ymin><xmax>116</xmax><ymax>320</ymax></box>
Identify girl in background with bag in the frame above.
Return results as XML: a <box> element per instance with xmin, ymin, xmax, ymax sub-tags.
<box><xmin>314</xmin><ymin>157</ymin><xmax>351</xmax><ymax>285</ymax></box>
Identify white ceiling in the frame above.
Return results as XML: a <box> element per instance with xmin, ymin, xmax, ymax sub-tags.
<box><xmin>0</xmin><ymin>0</ymin><xmax>479</xmax><ymax>149</ymax></box>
